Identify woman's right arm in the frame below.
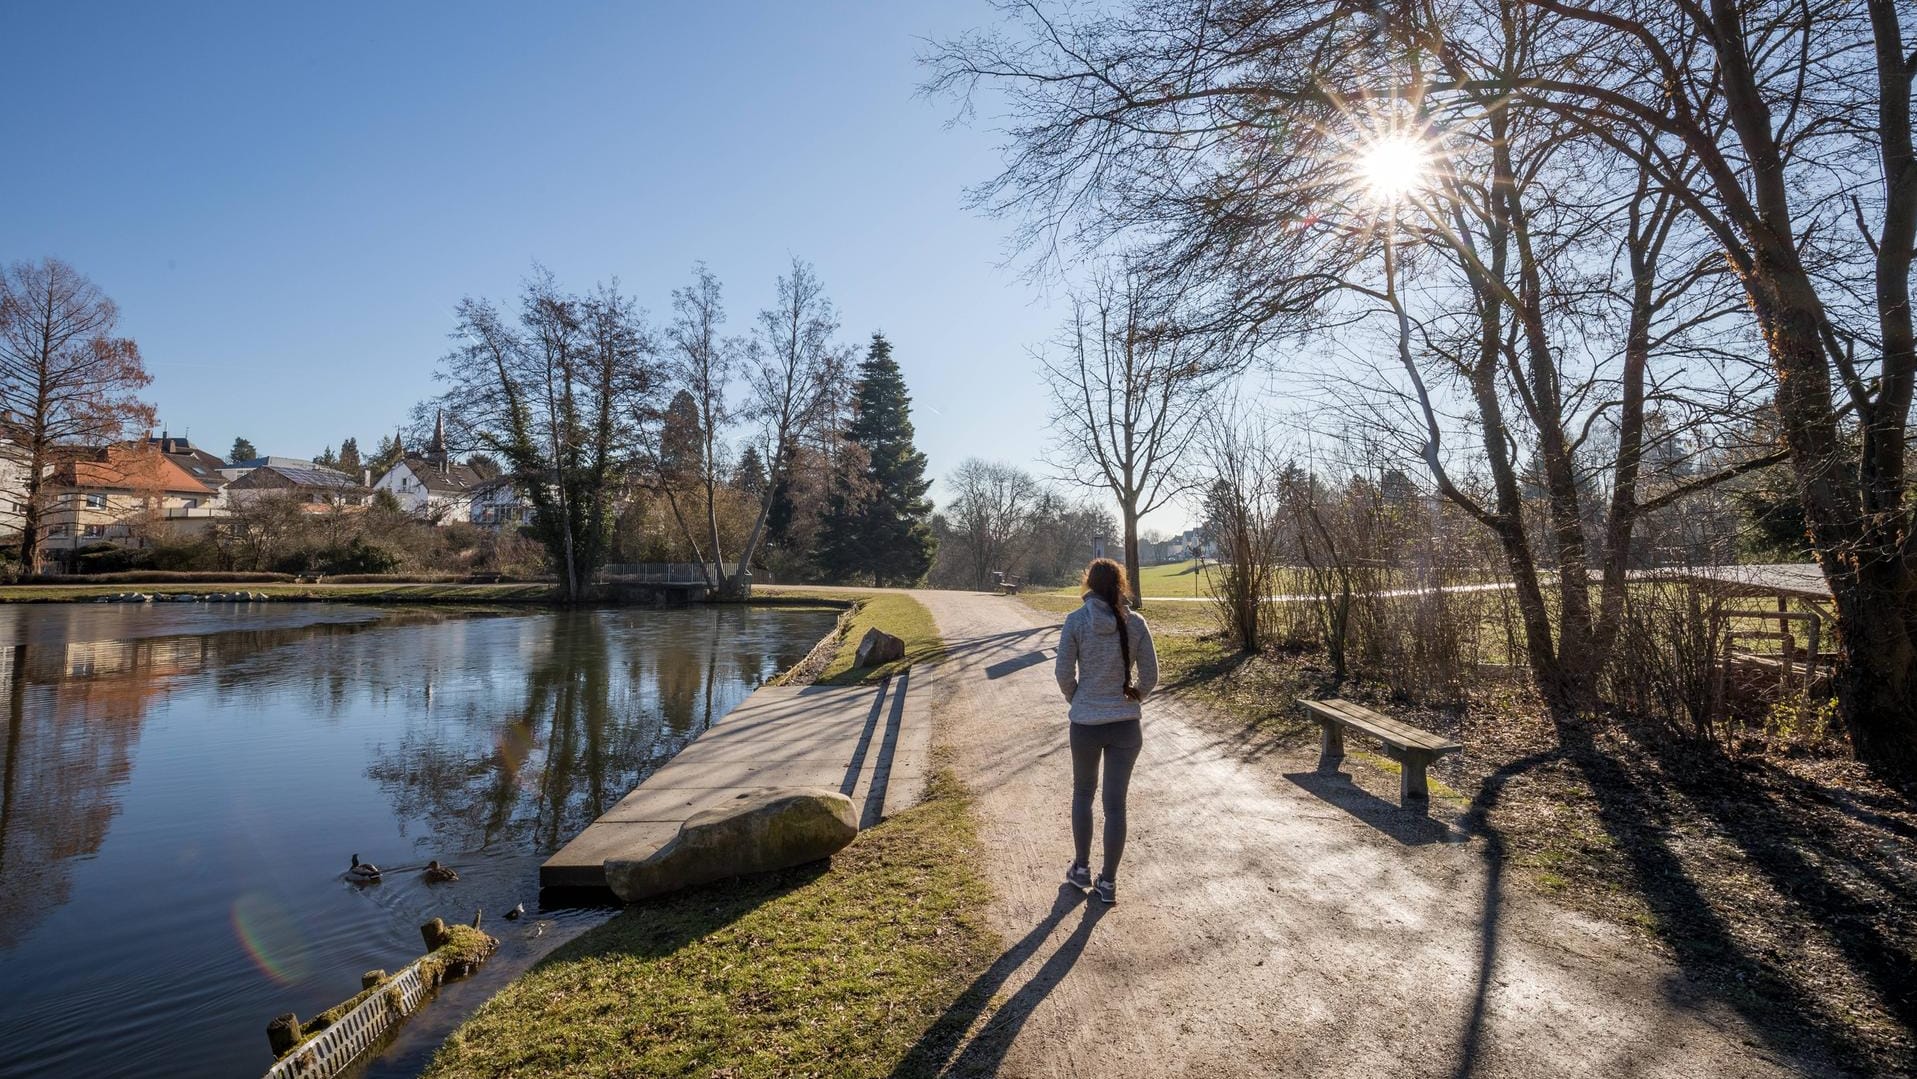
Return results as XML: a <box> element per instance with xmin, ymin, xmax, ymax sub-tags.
<box><xmin>1054</xmin><ymin>614</ymin><xmax>1078</xmax><ymax>701</ymax></box>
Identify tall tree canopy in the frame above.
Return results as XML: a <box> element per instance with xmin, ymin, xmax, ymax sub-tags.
<box><xmin>436</xmin><ymin>270</ymin><xmax>661</xmax><ymax>599</ymax></box>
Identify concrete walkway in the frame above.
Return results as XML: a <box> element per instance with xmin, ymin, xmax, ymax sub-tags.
<box><xmin>908</xmin><ymin>589</ymin><xmax>1816</xmax><ymax>1079</ymax></box>
<box><xmin>540</xmin><ymin>675</ymin><xmax>928</xmax><ymax>888</ymax></box>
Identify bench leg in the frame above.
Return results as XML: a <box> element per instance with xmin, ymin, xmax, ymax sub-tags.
<box><xmin>1400</xmin><ymin>751</ymin><xmax>1433</xmax><ymax>803</ymax></box>
<box><xmin>1317</xmin><ymin>720</ymin><xmax>1345</xmax><ymax>772</ymax></box>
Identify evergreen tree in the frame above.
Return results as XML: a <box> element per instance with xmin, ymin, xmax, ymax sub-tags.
<box><xmin>229</xmin><ymin>436</ymin><xmax>258</xmax><ymax>463</ymax></box>
<box><xmin>338</xmin><ymin>437</ymin><xmax>362</xmax><ymax>475</ymax></box>
<box><xmin>733</xmin><ymin>443</ymin><xmax>768</xmax><ymax>498</ymax></box>
<box><xmin>315</xmin><ymin>444</ymin><xmax>339</xmax><ymax>469</ymax></box>
<box><xmin>819</xmin><ymin>333</ymin><xmax>936</xmax><ymax>584</ymax></box>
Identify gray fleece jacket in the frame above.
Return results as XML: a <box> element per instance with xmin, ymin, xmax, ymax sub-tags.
<box><xmin>1055</xmin><ymin>594</ymin><xmax>1159</xmax><ymax>724</ymax></box>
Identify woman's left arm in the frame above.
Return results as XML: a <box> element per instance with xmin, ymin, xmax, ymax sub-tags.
<box><xmin>1133</xmin><ymin>614</ymin><xmax>1159</xmax><ymax>700</ymax></box>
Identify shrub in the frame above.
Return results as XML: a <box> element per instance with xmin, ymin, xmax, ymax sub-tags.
<box><xmin>314</xmin><ymin>538</ymin><xmax>402</xmax><ymax>576</ymax></box>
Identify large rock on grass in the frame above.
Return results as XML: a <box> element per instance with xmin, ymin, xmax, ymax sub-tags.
<box><xmin>604</xmin><ymin>787</ymin><xmax>859</xmax><ymax>902</ymax></box>
<box><xmin>854</xmin><ymin>627</ymin><xmax>905</xmax><ymax>668</ymax></box>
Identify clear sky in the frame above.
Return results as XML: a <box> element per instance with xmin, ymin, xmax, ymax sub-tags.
<box><xmin>1</xmin><ymin>3</ymin><xmax>1192</xmax><ymax>531</ymax></box>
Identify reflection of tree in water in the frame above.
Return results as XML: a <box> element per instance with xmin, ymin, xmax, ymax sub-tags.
<box><xmin>0</xmin><ymin>614</ymin><xmax>380</xmax><ymax>949</ymax></box>
<box><xmin>368</xmin><ymin>610</ymin><xmax>736</xmax><ymax>854</ymax></box>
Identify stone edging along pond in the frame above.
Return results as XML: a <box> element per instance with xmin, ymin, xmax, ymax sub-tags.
<box><xmin>261</xmin><ymin>921</ymin><xmax>497</xmax><ymax>1079</ymax></box>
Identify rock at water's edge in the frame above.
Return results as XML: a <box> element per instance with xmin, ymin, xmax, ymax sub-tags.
<box><xmin>604</xmin><ymin>787</ymin><xmax>858</xmax><ymax>902</ymax></box>
<box><xmin>854</xmin><ymin>627</ymin><xmax>905</xmax><ymax>668</ymax></box>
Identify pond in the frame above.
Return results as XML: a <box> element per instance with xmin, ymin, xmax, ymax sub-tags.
<box><xmin>0</xmin><ymin>601</ymin><xmax>838</xmax><ymax>1079</ymax></box>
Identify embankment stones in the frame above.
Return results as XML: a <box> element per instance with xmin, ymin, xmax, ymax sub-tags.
<box><xmin>604</xmin><ymin>787</ymin><xmax>858</xmax><ymax>902</ymax></box>
<box><xmin>855</xmin><ymin>627</ymin><xmax>905</xmax><ymax>667</ymax></box>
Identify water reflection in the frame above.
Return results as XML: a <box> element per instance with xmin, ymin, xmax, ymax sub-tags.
<box><xmin>0</xmin><ymin>602</ymin><xmax>833</xmax><ymax>1079</ymax></box>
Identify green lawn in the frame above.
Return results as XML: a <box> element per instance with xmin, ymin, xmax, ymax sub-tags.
<box><xmin>422</xmin><ymin>768</ymin><xmax>997</xmax><ymax>1079</ymax></box>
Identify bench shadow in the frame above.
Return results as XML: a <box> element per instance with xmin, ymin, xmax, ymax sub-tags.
<box><xmin>889</xmin><ymin>884</ymin><xmax>1101</xmax><ymax>1078</ymax></box>
<box><xmin>1283</xmin><ymin>769</ymin><xmax>1464</xmax><ymax>846</ymax></box>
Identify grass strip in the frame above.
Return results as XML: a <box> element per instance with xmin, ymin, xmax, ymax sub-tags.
<box><xmin>755</xmin><ymin>588</ymin><xmax>945</xmax><ymax>685</ymax></box>
<box><xmin>422</xmin><ymin>767</ymin><xmax>996</xmax><ymax>1079</ymax></box>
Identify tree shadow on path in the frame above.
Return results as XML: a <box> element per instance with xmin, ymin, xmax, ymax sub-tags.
<box><xmin>1554</xmin><ymin>722</ymin><xmax>1911</xmax><ymax>1076</ymax></box>
<box><xmin>890</xmin><ymin>884</ymin><xmax>1106</xmax><ymax>1078</ymax></box>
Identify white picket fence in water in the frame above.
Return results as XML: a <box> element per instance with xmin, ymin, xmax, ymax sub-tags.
<box><xmin>260</xmin><ymin>957</ymin><xmax>431</xmax><ymax>1079</ymax></box>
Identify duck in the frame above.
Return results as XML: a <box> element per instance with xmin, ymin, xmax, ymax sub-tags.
<box><xmin>347</xmin><ymin>854</ymin><xmax>381</xmax><ymax>885</ymax></box>
<box><xmin>504</xmin><ymin>902</ymin><xmax>525</xmax><ymax>921</ymax></box>
<box><xmin>422</xmin><ymin>859</ymin><xmax>459</xmax><ymax>884</ymax></box>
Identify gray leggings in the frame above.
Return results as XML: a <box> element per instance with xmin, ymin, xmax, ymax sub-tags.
<box><xmin>1070</xmin><ymin>719</ymin><xmax>1142</xmax><ymax>879</ymax></box>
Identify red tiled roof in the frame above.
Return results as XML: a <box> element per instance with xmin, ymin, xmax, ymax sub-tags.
<box><xmin>55</xmin><ymin>446</ymin><xmax>215</xmax><ymax>497</ymax></box>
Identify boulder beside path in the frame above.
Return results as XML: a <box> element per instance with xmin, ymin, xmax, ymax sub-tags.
<box><xmin>604</xmin><ymin>787</ymin><xmax>859</xmax><ymax>902</ymax></box>
<box><xmin>855</xmin><ymin>627</ymin><xmax>906</xmax><ymax>668</ymax></box>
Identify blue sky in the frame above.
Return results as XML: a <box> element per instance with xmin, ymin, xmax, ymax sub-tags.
<box><xmin>1</xmin><ymin>3</ymin><xmax>1194</xmax><ymax>528</ymax></box>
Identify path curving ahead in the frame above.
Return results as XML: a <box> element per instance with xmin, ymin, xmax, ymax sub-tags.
<box><xmin>904</xmin><ymin>589</ymin><xmax>1812</xmax><ymax>1079</ymax></box>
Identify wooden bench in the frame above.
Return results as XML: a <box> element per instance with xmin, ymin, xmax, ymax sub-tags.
<box><xmin>1297</xmin><ymin>698</ymin><xmax>1462</xmax><ymax>805</ymax></box>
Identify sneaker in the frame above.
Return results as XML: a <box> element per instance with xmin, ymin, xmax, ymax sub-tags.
<box><xmin>1093</xmin><ymin>875</ymin><xmax>1117</xmax><ymax>905</ymax></box>
<box><xmin>1065</xmin><ymin>862</ymin><xmax>1093</xmax><ymax>890</ymax></box>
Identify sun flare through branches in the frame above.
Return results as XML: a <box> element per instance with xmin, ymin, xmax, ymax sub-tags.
<box><xmin>1353</xmin><ymin>133</ymin><xmax>1431</xmax><ymax>204</ymax></box>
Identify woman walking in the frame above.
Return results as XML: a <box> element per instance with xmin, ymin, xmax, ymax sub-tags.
<box><xmin>1053</xmin><ymin>557</ymin><xmax>1158</xmax><ymax>905</ymax></box>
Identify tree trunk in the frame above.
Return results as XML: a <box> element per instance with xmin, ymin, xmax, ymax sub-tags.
<box><xmin>1832</xmin><ymin>585</ymin><xmax>1917</xmax><ymax>773</ymax></box>
<box><xmin>729</xmin><ymin>441</ymin><xmax>785</xmax><ymax>598</ymax></box>
<box><xmin>1120</xmin><ymin>501</ymin><xmax>1142</xmax><ymax>607</ymax></box>
<box><xmin>1755</xmin><ymin>266</ymin><xmax>1917</xmax><ymax>771</ymax></box>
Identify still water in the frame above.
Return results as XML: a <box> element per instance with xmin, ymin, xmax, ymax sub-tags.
<box><xmin>0</xmin><ymin>602</ymin><xmax>836</xmax><ymax>1079</ymax></box>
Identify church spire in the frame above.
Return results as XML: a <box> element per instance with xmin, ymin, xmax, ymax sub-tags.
<box><xmin>428</xmin><ymin>409</ymin><xmax>448</xmax><ymax>471</ymax></box>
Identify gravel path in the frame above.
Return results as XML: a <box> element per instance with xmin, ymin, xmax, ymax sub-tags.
<box><xmin>907</xmin><ymin>589</ymin><xmax>1820</xmax><ymax>1079</ymax></box>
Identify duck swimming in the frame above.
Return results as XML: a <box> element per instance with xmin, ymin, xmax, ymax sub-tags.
<box><xmin>422</xmin><ymin>860</ymin><xmax>459</xmax><ymax>884</ymax></box>
<box><xmin>347</xmin><ymin>854</ymin><xmax>381</xmax><ymax>884</ymax></box>
<box><xmin>504</xmin><ymin>902</ymin><xmax>525</xmax><ymax>920</ymax></box>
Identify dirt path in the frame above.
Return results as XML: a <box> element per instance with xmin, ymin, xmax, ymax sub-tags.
<box><xmin>907</xmin><ymin>589</ymin><xmax>1823</xmax><ymax>1079</ymax></box>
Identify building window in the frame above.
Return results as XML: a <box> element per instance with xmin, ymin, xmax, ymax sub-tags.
<box><xmin>83</xmin><ymin>524</ymin><xmax>107</xmax><ymax>538</ymax></box>
<box><xmin>85</xmin><ymin>493</ymin><xmax>107</xmax><ymax>509</ymax></box>
<box><xmin>49</xmin><ymin>524</ymin><xmax>69</xmax><ymax>537</ymax></box>
<box><xmin>182</xmin><ymin>498</ymin><xmax>199</xmax><ymax>509</ymax></box>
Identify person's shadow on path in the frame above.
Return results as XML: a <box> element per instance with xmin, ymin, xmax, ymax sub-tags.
<box><xmin>890</xmin><ymin>883</ymin><xmax>1107</xmax><ymax>1078</ymax></box>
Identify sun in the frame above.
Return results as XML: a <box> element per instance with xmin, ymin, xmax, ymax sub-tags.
<box><xmin>1355</xmin><ymin>134</ymin><xmax>1431</xmax><ymax>203</ymax></box>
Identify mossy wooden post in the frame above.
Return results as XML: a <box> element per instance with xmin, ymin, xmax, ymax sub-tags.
<box><xmin>267</xmin><ymin>1012</ymin><xmax>301</xmax><ymax>1057</ymax></box>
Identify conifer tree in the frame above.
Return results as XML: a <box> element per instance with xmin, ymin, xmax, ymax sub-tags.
<box><xmin>819</xmin><ymin>333</ymin><xmax>936</xmax><ymax>584</ymax></box>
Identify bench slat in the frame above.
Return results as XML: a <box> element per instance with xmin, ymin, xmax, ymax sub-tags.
<box><xmin>1297</xmin><ymin>698</ymin><xmax>1461</xmax><ymax>754</ymax></box>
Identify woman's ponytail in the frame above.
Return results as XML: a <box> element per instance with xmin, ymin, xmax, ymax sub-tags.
<box><xmin>1084</xmin><ymin>558</ymin><xmax>1141</xmax><ymax>702</ymax></box>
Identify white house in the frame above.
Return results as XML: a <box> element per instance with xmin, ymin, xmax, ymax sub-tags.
<box><xmin>372</xmin><ymin>413</ymin><xmax>489</xmax><ymax>524</ymax></box>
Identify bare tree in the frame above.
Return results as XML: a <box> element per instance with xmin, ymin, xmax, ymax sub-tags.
<box><xmin>435</xmin><ymin>270</ymin><xmax>659</xmax><ymax>599</ymax></box>
<box><xmin>945</xmin><ymin>458</ymin><xmax>1042</xmax><ymax>591</ymax></box>
<box><xmin>931</xmin><ymin>2</ymin><xmax>1774</xmax><ymax>729</ymax></box>
<box><xmin>0</xmin><ymin>258</ymin><xmax>154</xmax><ymax>570</ymax></box>
<box><xmin>1197</xmin><ymin>407</ymin><xmax>1287</xmax><ymax>653</ymax></box>
<box><xmin>666</xmin><ymin>264</ymin><xmax>740</xmax><ymax>586</ymax></box>
<box><xmin>730</xmin><ymin>258</ymin><xmax>844</xmax><ymax>596</ymax></box>
<box><xmin>1459</xmin><ymin>0</ymin><xmax>1917</xmax><ymax>774</ymax></box>
<box><xmin>1041</xmin><ymin>268</ymin><xmax>1216</xmax><ymax>605</ymax></box>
